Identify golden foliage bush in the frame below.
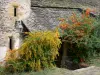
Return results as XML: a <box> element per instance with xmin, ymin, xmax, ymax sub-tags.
<box><xmin>5</xmin><ymin>31</ymin><xmax>61</xmax><ymax>72</ymax></box>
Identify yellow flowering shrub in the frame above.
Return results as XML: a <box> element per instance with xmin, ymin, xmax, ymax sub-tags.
<box><xmin>5</xmin><ymin>31</ymin><xmax>61</xmax><ymax>72</ymax></box>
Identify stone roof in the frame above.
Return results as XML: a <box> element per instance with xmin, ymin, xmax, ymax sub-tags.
<box><xmin>31</xmin><ymin>0</ymin><xmax>100</xmax><ymax>15</ymax></box>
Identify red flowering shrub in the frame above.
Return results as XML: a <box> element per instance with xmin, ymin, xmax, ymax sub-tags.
<box><xmin>58</xmin><ymin>9</ymin><xmax>97</xmax><ymax>63</ymax></box>
<box><xmin>58</xmin><ymin>9</ymin><xmax>95</xmax><ymax>42</ymax></box>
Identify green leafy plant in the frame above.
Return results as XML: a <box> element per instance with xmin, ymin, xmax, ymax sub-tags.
<box><xmin>58</xmin><ymin>9</ymin><xmax>100</xmax><ymax>63</ymax></box>
<box><xmin>5</xmin><ymin>31</ymin><xmax>61</xmax><ymax>72</ymax></box>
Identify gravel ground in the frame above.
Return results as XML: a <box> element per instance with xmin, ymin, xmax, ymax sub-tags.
<box><xmin>0</xmin><ymin>66</ymin><xmax>100</xmax><ymax>75</ymax></box>
<box><xmin>72</xmin><ymin>66</ymin><xmax>100</xmax><ymax>75</ymax></box>
<box><xmin>34</xmin><ymin>66</ymin><xmax>100</xmax><ymax>75</ymax></box>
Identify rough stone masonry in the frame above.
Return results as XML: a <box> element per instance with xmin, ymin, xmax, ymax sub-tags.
<box><xmin>0</xmin><ymin>0</ymin><xmax>100</xmax><ymax>61</ymax></box>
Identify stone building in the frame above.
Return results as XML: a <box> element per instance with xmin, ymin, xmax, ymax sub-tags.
<box><xmin>0</xmin><ymin>0</ymin><xmax>100</xmax><ymax>62</ymax></box>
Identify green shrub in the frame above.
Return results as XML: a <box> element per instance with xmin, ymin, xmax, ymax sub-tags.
<box><xmin>0</xmin><ymin>66</ymin><xmax>5</xmax><ymax>74</ymax></box>
<box><xmin>58</xmin><ymin>9</ymin><xmax>100</xmax><ymax>63</ymax></box>
<box><xmin>6</xmin><ymin>31</ymin><xmax>61</xmax><ymax>72</ymax></box>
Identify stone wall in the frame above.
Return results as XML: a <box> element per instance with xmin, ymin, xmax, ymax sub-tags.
<box><xmin>0</xmin><ymin>0</ymin><xmax>30</xmax><ymax>62</ymax></box>
<box><xmin>0</xmin><ymin>0</ymin><xmax>30</xmax><ymax>46</ymax></box>
<box><xmin>0</xmin><ymin>0</ymin><xmax>100</xmax><ymax>48</ymax></box>
<box><xmin>0</xmin><ymin>0</ymin><xmax>100</xmax><ymax>62</ymax></box>
<box><xmin>0</xmin><ymin>0</ymin><xmax>100</xmax><ymax>46</ymax></box>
